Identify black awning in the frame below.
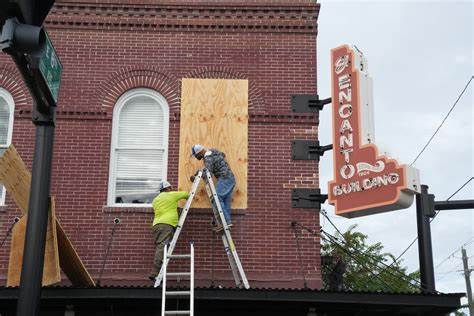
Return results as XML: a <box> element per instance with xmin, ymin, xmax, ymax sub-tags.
<box><xmin>0</xmin><ymin>286</ymin><xmax>464</xmax><ymax>316</ymax></box>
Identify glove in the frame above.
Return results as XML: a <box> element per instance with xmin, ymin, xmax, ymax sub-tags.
<box><xmin>190</xmin><ymin>175</ymin><xmax>195</xmax><ymax>182</ymax></box>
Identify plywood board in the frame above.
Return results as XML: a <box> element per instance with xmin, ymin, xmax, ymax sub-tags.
<box><xmin>56</xmin><ymin>221</ymin><xmax>95</xmax><ymax>286</ymax></box>
<box><xmin>178</xmin><ymin>78</ymin><xmax>248</xmax><ymax>209</ymax></box>
<box><xmin>0</xmin><ymin>145</ymin><xmax>95</xmax><ymax>287</ymax></box>
<box><xmin>0</xmin><ymin>145</ymin><xmax>31</xmax><ymax>214</ymax></box>
<box><xmin>7</xmin><ymin>198</ymin><xmax>61</xmax><ymax>287</ymax></box>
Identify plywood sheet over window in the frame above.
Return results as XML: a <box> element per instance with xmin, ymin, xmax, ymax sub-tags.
<box><xmin>178</xmin><ymin>78</ymin><xmax>248</xmax><ymax>209</ymax></box>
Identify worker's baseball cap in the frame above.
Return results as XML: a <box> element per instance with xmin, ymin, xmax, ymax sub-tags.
<box><xmin>190</xmin><ymin>144</ymin><xmax>205</xmax><ymax>157</ymax></box>
<box><xmin>159</xmin><ymin>180</ymin><xmax>171</xmax><ymax>191</ymax></box>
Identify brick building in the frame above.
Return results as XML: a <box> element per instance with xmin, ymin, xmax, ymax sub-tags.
<box><xmin>0</xmin><ymin>0</ymin><xmax>321</xmax><ymax>289</ymax></box>
<box><xmin>0</xmin><ymin>1</ymin><xmax>465</xmax><ymax>315</ymax></box>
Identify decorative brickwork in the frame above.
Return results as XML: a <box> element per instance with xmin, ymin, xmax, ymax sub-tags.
<box><xmin>0</xmin><ymin>65</ymin><xmax>31</xmax><ymax>111</ymax></box>
<box><xmin>47</xmin><ymin>2</ymin><xmax>319</xmax><ymax>33</ymax></box>
<box><xmin>96</xmin><ymin>66</ymin><xmax>180</xmax><ymax>113</ymax></box>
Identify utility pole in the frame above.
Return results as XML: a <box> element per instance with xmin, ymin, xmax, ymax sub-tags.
<box><xmin>462</xmin><ymin>248</ymin><xmax>473</xmax><ymax>316</ymax></box>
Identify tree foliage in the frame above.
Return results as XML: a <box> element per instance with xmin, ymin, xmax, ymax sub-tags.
<box><xmin>321</xmin><ymin>225</ymin><xmax>420</xmax><ymax>293</ymax></box>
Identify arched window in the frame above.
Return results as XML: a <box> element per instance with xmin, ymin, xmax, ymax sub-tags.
<box><xmin>0</xmin><ymin>88</ymin><xmax>14</xmax><ymax>205</ymax></box>
<box><xmin>108</xmin><ymin>88</ymin><xmax>169</xmax><ymax>206</ymax></box>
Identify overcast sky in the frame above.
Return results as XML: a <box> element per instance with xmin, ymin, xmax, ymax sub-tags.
<box><xmin>317</xmin><ymin>0</ymin><xmax>473</xmax><ymax>307</ymax></box>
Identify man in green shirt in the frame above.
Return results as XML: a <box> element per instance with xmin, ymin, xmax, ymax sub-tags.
<box><xmin>149</xmin><ymin>180</ymin><xmax>189</xmax><ymax>281</ymax></box>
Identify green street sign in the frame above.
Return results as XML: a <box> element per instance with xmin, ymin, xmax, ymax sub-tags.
<box><xmin>38</xmin><ymin>31</ymin><xmax>62</xmax><ymax>103</ymax></box>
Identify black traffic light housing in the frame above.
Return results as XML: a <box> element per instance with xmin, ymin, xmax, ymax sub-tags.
<box><xmin>0</xmin><ymin>17</ymin><xmax>45</xmax><ymax>53</ymax></box>
<box><xmin>0</xmin><ymin>0</ymin><xmax>55</xmax><ymax>26</ymax></box>
<box><xmin>0</xmin><ymin>0</ymin><xmax>55</xmax><ymax>54</ymax></box>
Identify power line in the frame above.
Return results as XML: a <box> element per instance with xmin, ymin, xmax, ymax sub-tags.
<box><xmin>447</xmin><ymin>177</ymin><xmax>474</xmax><ymax>201</ymax></box>
<box><xmin>434</xmin><ymin>237</ymin><xmax>474</xmax><ymax>269</ymax></box>
<box><xmin>436</xmin><ymin>261</ymin><xmax>464</xmax><ymax>282</ymax></box>
<box><xmin>320</xmin><ymin>230</ymin><xmax>402</xmax><ymax>292</ymax></box>
<box><xmin>318</xmin><ymin>215</ymin><xmax>425</xmax><ymax>291</ymax></box>
<box><xmin>411</xmin><ymin>75</ymin><xmax>473</xmax><ymax>166</ymax></box>
<box><xmin>388</xmin><ymin>177</ymin><xmax>474</xmax><ymax>267</ymax></box>
<box><xmin>430</xmin><ymin>176</ymin><xmax>473</xmax><ymax>223</ymax></box>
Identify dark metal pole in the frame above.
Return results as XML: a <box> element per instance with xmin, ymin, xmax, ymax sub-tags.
<box><xmin>434</xmin><ymin>200</ymin><xmax>474</xmax><ymax>210</ymax></box>
<box><xmin>16</xmin><ymin>105</ymin><xmax>55</xmax><ymax>316</ymax></box>
<box><xmin>416</xmin><ymin>184</ymin><xmax>436</xmax><ymax>293</ymax></box>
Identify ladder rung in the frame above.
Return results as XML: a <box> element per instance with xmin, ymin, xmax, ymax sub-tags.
<box><xmin>168</xmin><ymin>254</ymin><xmax>191</xmax><ymax>259</ymax></box>
<box><xmin>165</xmin><ymin>311</ymin><xmax>190</xmax><ymax>315</ymax></box>
<box><xmin>165</xmin><ymin>291</ymin><xmax>191</xmax><ymax>296</ymax></box>
<box><xmin>167</xmin><ymin>272</ymin><xmax>191</xmax><ymax>277</ymax></box>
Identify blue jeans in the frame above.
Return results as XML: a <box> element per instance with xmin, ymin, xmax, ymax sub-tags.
<box><xmin>216</xmin><ymin>174</ymin><xmax>235</xmax><ymax>224</ymax></box>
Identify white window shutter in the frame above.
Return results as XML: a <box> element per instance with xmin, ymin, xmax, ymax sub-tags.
<box><xmin>0</xmin><ymin>88</ymin><xmax>14</xmax><ymax>205</ymax></box>
<box><xmin>108</xmin><ymin>89</ymin><xmax>169</xmax><ymax>206</ymax></box>
<box><xmin>0</xmin><ymin>96</ymin><xmax>10</xmax><ymax>147</ymax></box>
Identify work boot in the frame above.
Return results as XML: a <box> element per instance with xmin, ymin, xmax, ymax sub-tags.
<box><xmin>148</xmin><ymin>273</ymin><xmax>157</xmax><ymax>281</ymax></box>
<box><xmin>212</xmin><ymin>223</ymin><xmax>232</xmax><ymax>232</ymax></box>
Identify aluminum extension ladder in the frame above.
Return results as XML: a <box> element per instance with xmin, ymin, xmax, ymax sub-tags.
<box><xmin>154</xmin><ymin>168</ymin><xmax>250</xmax><ymax>289</ymax></box>
<box><xmin>161</xmin><ymin>242</ymin><xmax>194</xmax><ymax>316</ymax></box>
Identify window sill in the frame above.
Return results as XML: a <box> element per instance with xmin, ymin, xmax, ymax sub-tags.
<box><xmin>102</xmin><ymin>206</ymin><xmax>246</xmax><ymax>216</ymax></box>
<box><xmin>103</xmin><ymin>206</ymin><xmax>152</xmax><ymax>213</ymax></box>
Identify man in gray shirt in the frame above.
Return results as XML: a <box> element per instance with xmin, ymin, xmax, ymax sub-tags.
<box><xmin>191</xmin><ymin>144</ymin><xmax>235</xmax><ymax>226</ymax></box>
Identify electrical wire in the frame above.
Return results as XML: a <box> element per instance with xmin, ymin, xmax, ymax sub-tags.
<box><xmin>320</xmin><ymin>230</ymin><xmax>401</xmax><ymax>292</ymax></box>
<box><xmin>410</xmin><ymin>75</ymin><xmax>473</xmax><ymax>166</ymax></box>
<box><xmin>321</xmin><ymin>228</ymin><xmax>424</xmax><ymax>292</ymax></box>
<box><xmin>434</xmin><ymin>237</ymin><xmax>474</xmax><ymax>269</ymax></box>
<box><xmin>388</xmin><ymin>177</ymin><xmax>474</xmax><ymax>268</ymax></box>
<box><xmin>320</xmin><ymin>212</ymin><xmax>437</xmax><ymax>292</ymax></box>
<box><xmin>436</xmin><ymin>262</ymin><xmax>464</xmax><ymax>282</ymax></box>
<box><xmin>447</xmin><ymin>177</ymin><xmax>474</xmax><ymax>201</ymax></box>
<box><xmin>291</xmin><ymin>222</ymin><xmax>309</xmax><ymax>289</ymax></box>
<box><xmin>0</xmin><ymin>217</ymin><xmax>20</xmax><ymax>248</ymax></box>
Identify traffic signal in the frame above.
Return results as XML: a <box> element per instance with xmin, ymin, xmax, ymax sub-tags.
<box><xmin>0</xmin><ymin>0</ymin><xmax>55</xmax><ymax>26</ymax></box>
<box><xmin>0</xmin><ymin>17</ymin><xmax>45</xmax><ymax>53</ymax></box>
<box><xmin>0</xmin><ymin>1</ymin><xmax>55</xmax><ymax>54</ymax></box>
<box><xmin>16</xmin><ymin>0</ymin><xmax>55</xmax><ymax>26</ymax></box>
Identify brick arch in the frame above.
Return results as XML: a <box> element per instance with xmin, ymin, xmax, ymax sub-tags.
<box><xmin>184</xmin><ymin>66</ymin><xmax>266</xmax><ymax>114</ymax></box>
<box><xmin>0</xmin><ymin>65</ymin><xmax>31</xmax><ymax>110</ymax></box>
<box><xmin>96</xmin><ymin>66</ymin><xmax>180</xmax><ymax>113</ymax></box>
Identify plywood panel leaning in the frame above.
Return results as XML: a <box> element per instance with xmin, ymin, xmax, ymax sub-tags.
<box><xmin>0</xmin><ymin>145</ymin><xmax>31</xmax><ymax>213</ymax></box>
<box><xmin>7</xmin><ymin>198</ymin><xmax>61</xmax><ymax>286</ymax></box>
<box><xmin>178</xmin><ymin>78</ymin><xmax>248</xmax><ymax>209</ymax></box>
<box><xmin>56</xmin><ymin>221</ymin><xmax>95</xmax><ymax>286</ymax></box>
<box><xmin>0</xmin><ymin>145</ymin><xmax>95</xmax><ymax>286</ymax></box>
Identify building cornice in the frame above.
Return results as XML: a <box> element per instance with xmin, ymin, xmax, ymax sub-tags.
<box><xmin>46</xmin><ymin>2</ymin><xmax>319</xmax><ymax>33</ymax></box>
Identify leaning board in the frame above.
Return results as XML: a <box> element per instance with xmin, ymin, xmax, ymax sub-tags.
<box><xmin>7</xmin><ymin>198</ymin><xmax>60</xmax><ymax>287</ymax></box>
<box><xmin>178</xmin><ymin>79</ymin><xmax>248</xmax><ymax>209</ymax></box>
<box><xmin>0</xmin><ymin>145</ymin><xmax>95</xmax><ymax>286</ymax></box>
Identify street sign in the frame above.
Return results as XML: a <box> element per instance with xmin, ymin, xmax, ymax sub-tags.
<box><xmin>38</xmin><ymin>31</ymin><xmax>62</xmax><ymax>102</ymax></box>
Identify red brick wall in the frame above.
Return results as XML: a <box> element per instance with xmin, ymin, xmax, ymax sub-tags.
<box><xmin>0</xmin><ymin>1</ymin><xmax>321</xmax><ymax>289</ymax></box>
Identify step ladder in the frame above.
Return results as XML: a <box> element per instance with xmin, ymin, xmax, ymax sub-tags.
<box><xmin>154</xmin><ymin>168</ymin><xmax>250</xmax><ymax>289</ymax></box>
<box><xmin>161</xmin><ymin>242</ymin><xmax>194</xmax><ymax>316</ymax></box>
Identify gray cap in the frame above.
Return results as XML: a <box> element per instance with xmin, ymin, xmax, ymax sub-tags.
<box><xmin>190</xmin><ymin>144</ymin><xmax>205</xmax><ymax>157</ymax></box>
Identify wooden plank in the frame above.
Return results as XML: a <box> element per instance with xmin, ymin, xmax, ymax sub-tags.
<box><xmin>7</xmin><ymin>198</ymin><xmax>61</xmax><ymax>286</ymax></box>
<box><xmin>1</xmin><ymin>145</ymin><xmax>95</xmax><ymax>286</ymax></box>
<box><xmin>178</xmin><ymin>79</ymin><xmax>248</xmax><ymax>208</ymax></box>
<box><xmin>6</xmin><ymin>216</ymin><xmax>26</xmax><ymax>287</ymax></box>
<box><xmin>43</xmin><ymin>197</ymin><xmax>61</xmax><ymax>285</ymax></box>
<box><xmin>0</xmin><ymin>145</ymin><xmax>31</xmax><ymax>214</ymax></box>
<box><xmin>56</xmin><ymin>221</ymin><xmax>95</xmax><ymax>286</ymax></box>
